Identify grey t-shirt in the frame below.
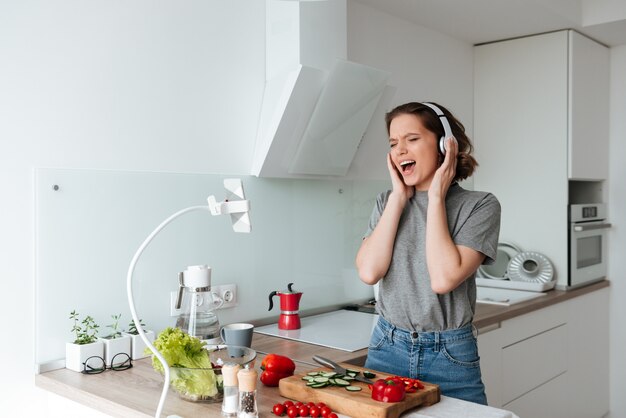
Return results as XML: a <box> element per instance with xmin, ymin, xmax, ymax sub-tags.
<box><xmin>364</xmin><ymin>183</ymin><xmax>501</xmax><ymax>332</ymax></box>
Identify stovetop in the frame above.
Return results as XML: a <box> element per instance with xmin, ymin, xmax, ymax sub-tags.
<box><xmin>254</xmin><ymin>309</ymin><xmax>379</xmax><ymax>352</ymax></box>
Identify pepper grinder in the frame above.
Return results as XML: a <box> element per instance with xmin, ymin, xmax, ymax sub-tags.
<box><xmin>221</xmin><ymin>364</ymin><xmax>241</xmax><ymax>417</ymax></box>
<box><xmin>237</xmin><ymin>368</ymin><xmax>258</xmax><ymax>418</ymax></box>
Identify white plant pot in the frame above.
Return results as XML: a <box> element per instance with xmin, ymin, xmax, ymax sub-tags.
<box><xmin>98</xmin><ymin>335</ymin><xmax>132</xmax><ymax>366</ymax></box>
<box><xmin>122</xmin><ymin>330</ymin><xmax>155</xmax><ymax>360</ymax></box>
<box><xmin>65</xmin><ymin>340</ymin><xmax>105</xmax><ymax>373</ymax></box>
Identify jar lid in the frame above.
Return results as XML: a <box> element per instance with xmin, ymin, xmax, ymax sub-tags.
<box><xmin>222</xmin><ymin>363</ymin><xmax>241</xmax><ymax>386</ymax></box>
<box><xmin>237</xmin><ymin>367</ymin><xmax>258</xmax><ymax>392</ymax></box>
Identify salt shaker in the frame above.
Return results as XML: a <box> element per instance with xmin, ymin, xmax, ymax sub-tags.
<box><xmin>237</xmin><ymin>368</ymin><xmax>258</xmax><ymax>418</ymax></box>
<box><xmin>221</xmin><ymin>364</ymin><xmax>241</xmax><ymax>417</ymax></box>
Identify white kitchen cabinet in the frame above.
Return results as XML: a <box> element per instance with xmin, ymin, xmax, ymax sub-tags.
<box><xmin>477</xmin><ymin>287</ymin><xmax>609</xmax><ymax>417</ymax></box>
<box><xmin>477</xmin><ymin>324</ymin><xmax>503</xmax><ymax>407</ymax></box>
<box><xmin>565</xmin><ymin>288</ymin><xmax>610</xmax><ymax>418</ymax></box>
<box><xmin>568</xmin><ymin>31</ymin><xmax>610</xmax><ymax>181</ymax></box>
<box><xmin>503</xmin><ymin>372</ymin><xmax>569</xmax><ymax>418</ymax></box>
<box><xmin>473</xmin><ymin>30</ymin><xmax>609</xmax><ymax>285</ymax></box>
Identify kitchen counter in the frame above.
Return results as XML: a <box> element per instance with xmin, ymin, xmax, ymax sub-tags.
<box><xmin>472</xmin><ymin>280</ymin><xmax>609</xmax><ymax>331</ymax></box>
<box><xmin>35</xmin><ymin>280</ymin><xmax>608</xmax><ymax>417</ymax></box>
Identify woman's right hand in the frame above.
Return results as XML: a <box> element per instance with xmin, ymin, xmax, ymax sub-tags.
<box><xmin>387</xmin><ymin>153</ymin><xmax>414</xmax><ymax>201</ymax></box>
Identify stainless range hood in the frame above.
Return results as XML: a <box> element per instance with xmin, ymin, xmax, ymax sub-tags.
<box><xmin>251</xmin><ymin>0</ymin><xmax>394</xmax><ymax>178</ymax></box>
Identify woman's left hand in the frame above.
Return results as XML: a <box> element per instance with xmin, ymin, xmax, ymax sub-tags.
<box><xmin>429</xmin><ymin>137</ymin><xmax>458</xmax><ymax>201</ymax></box>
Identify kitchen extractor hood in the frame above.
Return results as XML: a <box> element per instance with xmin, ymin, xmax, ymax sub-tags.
<box><xmin>251</xmin><ymin>0</ymin><xmax>393</xmax><ymax>178</ymax></box>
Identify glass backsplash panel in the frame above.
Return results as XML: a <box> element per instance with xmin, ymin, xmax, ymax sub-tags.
<box><xmin>35</xmin><ymin>168</ymin><xmax>388</xmax><ymax>365</ymax></box>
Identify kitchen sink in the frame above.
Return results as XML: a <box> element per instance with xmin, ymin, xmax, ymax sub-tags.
<box><xmin>476</xmin><ymin>286</ymin><xmax>547</xmax><ymax>306</ymax></box>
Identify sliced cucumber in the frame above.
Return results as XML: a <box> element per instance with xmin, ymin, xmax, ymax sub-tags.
<box><xmin>343</xmin><ymin>375</ymin><xmax>355</xmax><ymax>381</ymax></box>
<box><xmin>333</xmin><ymin>378</ymin><xmax>350</xmax><ymax>387</ymax></box>
<box><xmin>346</xmin><ymin>368</ymin><xmax>360</xmax><ymax>375</ymax></box>
<box><xmin>311</xmin><ymin>382</ymin><xmax>329</xmax><ymax>388</ymax></box>
<box><xmin>321</xmin><ymin>371</ymin><xmax>337</xmax><ymax>378</ymax></box>
<box><xmin>313</xmin><ymin>376</ymin><xmax>329</xmax><ymax>383</ymax></box>
<box><xmin>307</xmin><ymin>371</ymin><xmax>320</xmax><ymax>376</ymax></box>
<box><xmin>302</xmin><ymin>376</ymin><xmax>314</xmax><ymax>381</ymax></box>
<box><xmin>345</xmin><ymin>385</ymin><xmax>362</xmax><ymax>392</ymax></box>
<box><xmin>363</xmin><ymin>371</ymin><xmax>376</xmax><ymax>379</ymax></box>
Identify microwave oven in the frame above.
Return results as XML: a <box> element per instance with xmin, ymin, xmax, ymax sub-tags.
<box><xmin>565</xmin><ymin>203</ymin><xmax>611</xmax><ymax>289</ymax></box>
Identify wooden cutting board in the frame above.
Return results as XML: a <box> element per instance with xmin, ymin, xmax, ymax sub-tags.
<box><xmin>278</xmin><ymin>363</ymin><xmax>440</xmax><ymax>418</ymax></box>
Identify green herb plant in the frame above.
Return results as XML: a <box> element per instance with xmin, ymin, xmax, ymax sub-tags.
<box><xmin>127</xmin><ymin>319</ymin><xmax>146</xmax><ymax>335</ymax></box>
<box><xmin>105</xmin><ymin>313</ymin><xmax>123</xmax><ymax>339</ymax></box>
<box><xmin>69</xmin><ymin>310</ymin><xmax>100</xmax><ymax>345</ymax></box>
<box><xmin>150</xmin><ymin>327</ymin><xmax>222</xmax><ymax>399</ymax></box>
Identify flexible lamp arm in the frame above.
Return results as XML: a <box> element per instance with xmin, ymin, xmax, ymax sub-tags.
<box><xmin>126</xmin><ymin>179</ymin><xmax>250</xmax><ymax>418</ymax></box>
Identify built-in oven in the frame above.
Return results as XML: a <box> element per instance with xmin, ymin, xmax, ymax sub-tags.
<box><xmin>567</xmin><ymin>203</ymin><xmax>611</xmax><ymax>289</ymax></box>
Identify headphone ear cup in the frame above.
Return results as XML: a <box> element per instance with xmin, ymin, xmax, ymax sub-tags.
<box><xmin>439</xmin><ymin>136</ymin><xmax>446</xmax><ymax>155</ymax></box>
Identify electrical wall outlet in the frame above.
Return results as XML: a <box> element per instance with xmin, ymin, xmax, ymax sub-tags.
<box><xmin>212</xmin><ymin>284</ymin><xmax>238</xmax><ymax>309</ymax></box>
<box><xmin>170</xmin><ymin>291</ymin><xmax>182</xmax><ymax>317</ymax></box>
<box><xmin>169</xmin><ymin>284</ymin><xmax>238</xmax><ymax>316</ymax></box>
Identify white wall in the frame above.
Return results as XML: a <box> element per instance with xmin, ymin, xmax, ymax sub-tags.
<box><xmin>608</xmin><ymin>44</ymin><xmax>626</xmax><ymax>418</ymax></box>
<box><xmin>0</xmin><ymin>1</ymin><xmax>265</xmax><ymax>415</ymax></box>
<box><xmin>0</xmin><ymin>1</ymin><xmax>475</xmax><ymax>416</ymax></box>
<box><xmin>346</xmin><ymin>0</ymin><xmax>474</xmax><ymax>181</ymax></box>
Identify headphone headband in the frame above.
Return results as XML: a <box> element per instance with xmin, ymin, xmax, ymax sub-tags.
<box><xmin>422</xmin><ymin>102</ymin><xmax>453</xmax><ymax>145</ymax></box>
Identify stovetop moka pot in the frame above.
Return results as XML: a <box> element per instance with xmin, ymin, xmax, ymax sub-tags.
<box><xmin>268</xmin><ymin>282</ymin><xmax>302</xmax><ymax>330</ymax></box>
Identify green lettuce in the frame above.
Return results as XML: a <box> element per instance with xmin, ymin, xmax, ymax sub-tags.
<box><xmin>149</xmin><ymin>327</ymin><xmax>221</xmax><ymax>399</ymax></box>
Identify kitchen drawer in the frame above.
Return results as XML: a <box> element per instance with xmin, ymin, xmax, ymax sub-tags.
<box><xmin>499</xmin><ymin>300</ymin><xmax>567</xmax><ymax>347</ymax></box>
<box><xmin>501</xmin><ymin>323</ymin><xmax>567</xmax><ymax>404</ymax></box>
<box><xmin>504</xmin><ymin>371</ymin><xmax>569</xmax><ymax>418</ymax></box>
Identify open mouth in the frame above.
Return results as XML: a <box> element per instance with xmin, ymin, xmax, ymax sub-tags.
<box><xmin>399</xmin><ymin>160</ymin><xmax>416</xmax><ymax>174</ymax></box>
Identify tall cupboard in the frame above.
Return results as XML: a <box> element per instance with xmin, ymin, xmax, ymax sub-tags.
<box><xmin>473</xmin><ymin>29</ymin><xmax>609</xmax><ymax>285</ymax></box>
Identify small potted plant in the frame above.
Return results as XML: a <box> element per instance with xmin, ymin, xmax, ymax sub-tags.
<box><xmin>66</xmin><ymin>310</ymin><xmax>104</xmax><ymax>372</ymax></box>
<box><xmin>122</xmin><ymin>318</ymin><xmax>155</xmax><ymax>360</ymax></box>
<box><xmin>98</xmin><ymin>313</ymin><xmax>131</xmax><ymax>367</ymax></box>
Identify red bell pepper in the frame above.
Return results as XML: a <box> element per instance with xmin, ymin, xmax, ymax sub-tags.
<box><xmin>370</xmin><ymin>377</ymin><xmax>406</xmax><ymax>403</ymax></box>
<box><xmin>259</xmin><ymin>353</ymin><xmax>296</xmax><ymax>387</ymax></box>
<box><xmin>391</xmin><ymin>375</ymin><xmax>425</xmax><ymax>393</ymax></box>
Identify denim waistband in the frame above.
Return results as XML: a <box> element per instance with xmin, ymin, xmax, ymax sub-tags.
<box><xmin>376</xmin><ymin>315</ymin><xmax>476</xmax><ymax>343</ymax></box>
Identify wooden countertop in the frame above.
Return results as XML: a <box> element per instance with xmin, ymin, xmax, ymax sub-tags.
<box><xmin>36</xmin><ymin>280</ymin><xmax>609</xmax><ymax>417</ymax></box>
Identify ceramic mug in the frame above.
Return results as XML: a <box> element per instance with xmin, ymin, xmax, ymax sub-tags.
<box><xmin>220</xmin><ymin>323</ymin><xmax>254</xmax><ymax>348</ymax></box>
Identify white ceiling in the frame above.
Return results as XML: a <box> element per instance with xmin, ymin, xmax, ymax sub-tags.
<box><xmin>352</xmin><ymin>0</ymin><xmax>626</xmax><ymax>47</ymax></box>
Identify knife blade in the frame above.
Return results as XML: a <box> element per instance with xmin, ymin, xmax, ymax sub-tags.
<box><xmin>312</xmin><ymin>355</ymin><xmax>374</xmax><ymax>385</ymax></box>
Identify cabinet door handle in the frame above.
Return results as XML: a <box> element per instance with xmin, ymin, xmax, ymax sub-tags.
<box><xmin>573</xmin><ymin>223</ymin><xmax>612</xmax><ymax>232</ymax></box>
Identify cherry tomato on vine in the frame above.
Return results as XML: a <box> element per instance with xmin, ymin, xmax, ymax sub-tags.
<box><xmin>309</xmin><ymin>405</ymin><xmax>321</xmax><ymax>417</ymax></box>
<box><xmin>272</xmin><ymin>403</ymin><xmax>286</xmax><ymax>416</ymax></box>
<box><xmin>287</xmin><ymin>405</ymin><xmax>299</xmax><ymax>418</ymax></box>
<box><xmin>320</xmin><ymin>406</ymin><xmax>332</xmax><ymax>417</ymax></box>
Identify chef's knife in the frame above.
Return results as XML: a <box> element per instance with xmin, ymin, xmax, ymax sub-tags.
<box><xmin>312</xmin><ymin>355</ymin><xmax>374</xmax><ymax>385</ymax></box>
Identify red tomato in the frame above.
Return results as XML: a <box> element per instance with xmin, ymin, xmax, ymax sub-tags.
<box><xmin>328</xmin><ymin>414</ymin><xmax>338</xmax><ymax>418</ymax></box>
<box><xmin>320</xmin><ymin>406</ymin><xmax>332</xmax><ymax>417</ymax></box>
<box><xmin>299</xmin><ymin>405</ymin><xmax>310</xmax><ymax>417</ymax></box>
<box><xmin>309</xmin><ymin>406</ymin><xmax>320</xmax><ymax>417</ymax></box>
<box><xmin>287</xmin><ymin>406</ymin><xmax>299</xmax><ymax>418</ymax></box>
<box><xmin>283</xmin><ymin>401</ymin><xmax>294</xmax><ymax>408</ymax></box>
<box><xmin>316</xmin><ymin>402</ymin><xmax>326</xmax><ymax>409</ymax></box>
<box><xmin>273</xmin><ymin>403</ymin><xmax>286</xmax><ymax>416</ymax></box>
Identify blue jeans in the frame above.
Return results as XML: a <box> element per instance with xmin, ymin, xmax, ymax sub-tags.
<box><xmin>364</xmin><ymin>315</ymin><xmax>488</xmax><ymax>405</ymax></box>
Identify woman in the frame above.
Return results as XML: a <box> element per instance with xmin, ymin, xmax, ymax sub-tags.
<box><xmin>356</xmin><ymin>102</ymin><xmax>500</xmax><ymax>405</ymax></box>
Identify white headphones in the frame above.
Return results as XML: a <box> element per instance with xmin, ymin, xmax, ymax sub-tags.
<box><xmin>421</xmin><ymin>102</ymin><xmax>453</xmax><ymax>155</ymax></box>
